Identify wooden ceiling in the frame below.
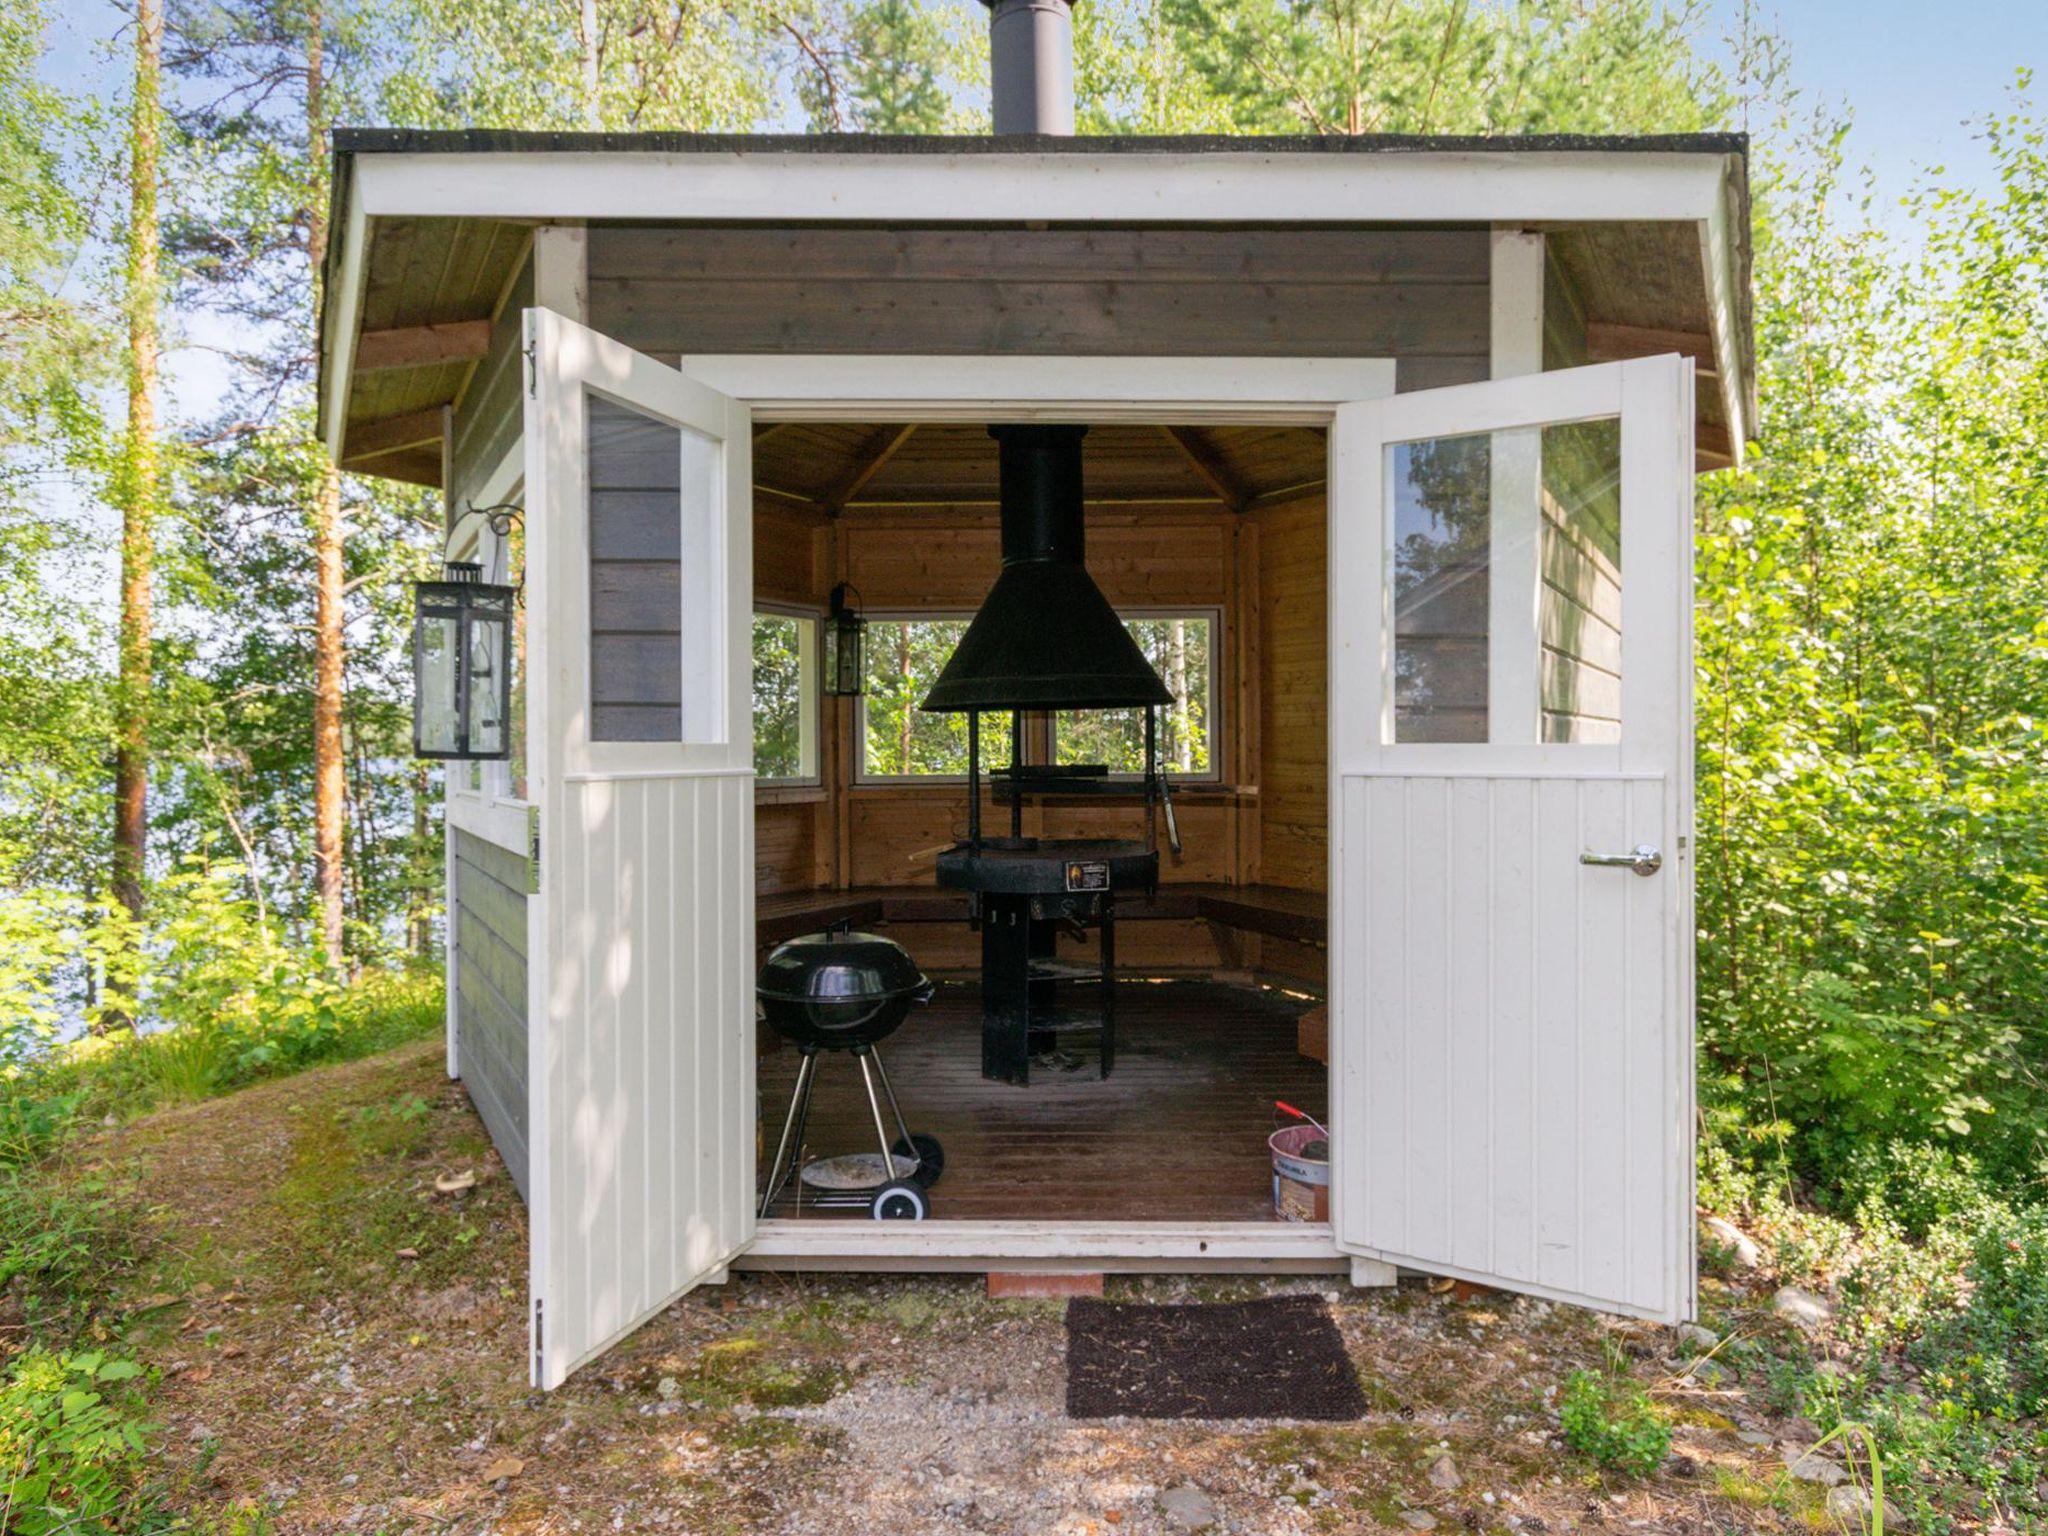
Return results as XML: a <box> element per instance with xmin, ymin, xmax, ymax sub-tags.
<box><xmin>752</xmin><ymin>421</ymin><xmax>1329</xmax><ymax>517</ymax></box>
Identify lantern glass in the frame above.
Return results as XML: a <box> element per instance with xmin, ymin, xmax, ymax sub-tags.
<box><xmin>413</xmin><ymin>565</ymin><xmax>515</xmax><ymax>760</ymax></box>
<box><xmin>822</xmin><ymin>587</ymin><xmax>866</xmax><ymax>697</ymax></box>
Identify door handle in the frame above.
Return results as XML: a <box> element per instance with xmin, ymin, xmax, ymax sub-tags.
<box><xmin>1580</xmin><ymin>844</ymin><xmax>1662</xmax><ymax>877</ymax></box>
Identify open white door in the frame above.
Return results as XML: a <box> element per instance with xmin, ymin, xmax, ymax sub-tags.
<box><xmin>1329</xmin><ymin>355</ymin><xmax>1696</xmax><ymax>1322</ymax></box>
<box><xmin>523</xmin><ymin>308</ymin><xmax>755</xmax><ymax>1388</ymax></box>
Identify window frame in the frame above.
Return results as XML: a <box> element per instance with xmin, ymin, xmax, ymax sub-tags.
<box><xmin>751</xmin><ymin>601</ymin><xmax>823</xmax><ymax>788</ymax></box>
<box><xmin>1052</xmin><ymin>604</ymin><xmax>1226</xmax><ymax>784</ymax></box>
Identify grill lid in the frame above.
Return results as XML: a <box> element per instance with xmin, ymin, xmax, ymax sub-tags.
<box><xmin>921</xmin><ymin>425</ymin><xmax>1174</xmax><ymax>713</ymax></box>
<box><xmin>756</xmin><ymin>930</ymin><xmax>928</xmax><ymax>1004</ymax></box>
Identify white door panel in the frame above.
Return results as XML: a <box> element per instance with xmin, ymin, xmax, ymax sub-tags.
<box><xmin>524</xmin><ymin>308</ymin><xmax>755</xmax><ymax>1389</ymax></box>
<box><xmin>1330</xmin><ymin>355</ymin><xmax>1695</xmax><ymax>1322</ymax></box>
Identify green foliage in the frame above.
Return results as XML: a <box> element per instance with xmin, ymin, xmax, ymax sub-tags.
<box><xmin>1696</xmin><ymin>103</ymin><xmax>2048</xmax><ymax>1207</ymax></box>
<box><xmin>0</xmin><ymin>1349</ymin><xmax>159</xmax><ymax>1536</ymax></box>
<box><xmin>0</xmin><ymin>1166</ymin><xmax>137</xmax><ymax>1342</ymax></box>
<box><xmin>753</xmin><ymin>612</ymin><xmax>810</xmax><ymax>780</ymax></box>
<box><xmin>860</xmin><ymin>618</ymin><xmax>1014</xmax><ymax>778</ymax></box>
<box><xmin>1559</xmin><ymin>1368</ymin><xmax>1672</xmax><ymax>1477</ymax></box>
<box><xmin>1917</xmin><ymin>1205</ymin><xmax>2048</xmax><ymax>1418</ymax></box>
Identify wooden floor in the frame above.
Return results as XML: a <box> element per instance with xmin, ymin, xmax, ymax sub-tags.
<box><xmin>755</xmin><ymin>979</ymin><xmax>1326</xmax><ymax>1223</ymax></box>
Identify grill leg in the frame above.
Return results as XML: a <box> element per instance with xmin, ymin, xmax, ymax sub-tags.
<box><xmin>855</xmin><ymin>1049</ymin><xmax>898</xmax><ymax>1171</ymax></box>
<box><xmin>758</xmin><ymin>1050</ymin><xmax>817</xmax><ymax>1219</ymax></box>
<box><xmin>869</xmin><ymin>1046</ymin><xmax>915</xmax><ymax>1149</ymax></box>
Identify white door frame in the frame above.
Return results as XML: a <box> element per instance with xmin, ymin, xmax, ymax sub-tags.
<box><xmin>669</xmin><ymin>351</ymin><xmax>1393</xmax><ymax>1270</ymax></box>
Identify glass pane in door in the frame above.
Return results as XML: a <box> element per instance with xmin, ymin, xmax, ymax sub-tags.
<box><xmin>1537</xmin><ymin>418</ymin><xmax>1622</xmax><ymax>743</ymax></box>
<box><xmin>1387</xmin><ymin>417</ymin><xmax>1623</xmax><ymax>744</ymax></box>
<box><xmin>1390</xmin><ymin>432</ymin><xmax>1492</xmax><ymax>742</ymax></box>
<box><xmin>586</xmin><ymin>393</ymin><xmax>722</xmax><ymax>743</ymax></box>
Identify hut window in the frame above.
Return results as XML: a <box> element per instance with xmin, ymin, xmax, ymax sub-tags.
<box><xmin>753</xmin><ymin>609</ymin><xmax>819</xmax><ymax>784</ymax></box>
<box><xmin>1054</xmin><ymin>612</ymin><xmax>1219</xmax><ymax>778</ymax></box>
<box><xmin>856</xmin><ymin>616</ymin><xmax>1016</xmax><ymax>780</ymax></box>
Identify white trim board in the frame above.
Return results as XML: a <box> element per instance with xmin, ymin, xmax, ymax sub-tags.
<box><xmin>679</xmin><ymin>355</ymin><xmax>1396</xmax><ymax>423</ymax></box>
<box><xmin>350</xmin><ymin>147</ymin><xmax>1736</xmax><ymax>227</ymax></box>
<box><xmin>746</xmin><ymin>1220</ymin><xmax>1351</xmax><ymax>1270</ymax></box>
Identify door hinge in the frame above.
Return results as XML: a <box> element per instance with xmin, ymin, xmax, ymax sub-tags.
<box><xmin>524</xmin><ymin>804</ymin><xmax>542</xmax><ymax>894</ymax></box>
<box><xmin>523</xmin><ymin>338</ymin><xmax>538</xmax><ymax>398</ymax></box>
<box><xmin>532</xmin><ymin>1296</ymin><xmax>544</xmax><ymax>1375</ymax></box>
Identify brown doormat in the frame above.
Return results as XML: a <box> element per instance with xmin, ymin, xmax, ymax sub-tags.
<box><xmin>1065</xmin><ymin>1294</ymin><xmax>1367</xmax><ymax>1420</ymax></box>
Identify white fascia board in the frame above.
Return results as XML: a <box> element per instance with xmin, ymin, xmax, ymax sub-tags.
<box><xmin>350</xmin><ymin>147</ymin><xmax>1734</xmax><ymax>227</ymax></box>
<box><xmin>318</xmin><ymin>165</ymin><xmax>368</xmax><ymax>456</ymax></box>
<box><xmin>1700</xmin><ymin>164</ymin><xmax>1755</xmax><ymax>461</ymax></box>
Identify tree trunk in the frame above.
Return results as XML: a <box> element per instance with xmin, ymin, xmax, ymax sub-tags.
<box><xmin>1169</xmin><ymin>620</ymin><xmax>1191</xmax><ymax>771</ymax></box>
<box><xmin>113</xmin><ymin>0</ymin><xmax>163</xmax><ymax>924</ymax></box>
<box><xmin>896</xmin><ymin>625</ymin><xmax>913</xmax><ymax>771</ymax></box>
<box><xmin>305</xmin><ymin>0</ymin><xmax>347</xmax><ymax>967</ymax></box>
<box><xmin>409</xmin><ymin>760</ymin><xmax>434</xmax><ymax>959</ymax></box>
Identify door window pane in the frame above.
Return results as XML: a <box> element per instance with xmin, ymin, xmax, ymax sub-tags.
<box><xmin>1538</xmin><ymin>419</ymin><xmax>1622</xmax><ymax>743</ymax></box>
<box><xmin>586</xmin><ymin>393</ymin><xmax>722</xmax><ymax>743</ymax></box>
<box><xmin>1390</xmin><ymin>432</ymin><xmax>1492</xmax><ymax>742</ymax></box>
<box><xmin>1387</xmin><ymin>418</ymin><xmax>1622</xmax><ymax>744</ymax></box>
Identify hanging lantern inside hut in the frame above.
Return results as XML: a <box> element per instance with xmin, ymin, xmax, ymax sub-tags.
<box><xmin>412</xmin><ymin>561</ymin><xmax>515</xmax><ymax>759</ymax></box>
<box><xmin>821</xmin><ymin>582</ymin><xmax>867</xmax><ymax>697</ymax></box>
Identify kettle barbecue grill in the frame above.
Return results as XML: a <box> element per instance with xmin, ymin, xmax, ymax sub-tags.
<box><xmin>756</xmin><ymin>930</ymin><xmax>945</xmax><ymax>1220</ymax></box>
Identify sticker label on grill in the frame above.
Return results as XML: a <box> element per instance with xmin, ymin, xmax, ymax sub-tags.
<box><xmin>1064</xmin><ymin>860</ymin><xmax>1110</xmax><ymax>892</ymax></box>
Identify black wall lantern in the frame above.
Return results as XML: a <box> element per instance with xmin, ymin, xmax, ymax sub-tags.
<box><xmin>822</xmin><ymin>582</ymin><xmax>867</xmax><ymax>697</ymax></box>
<box><xmin>413</xmin><ymin>560</ymin><xmax>515</xmax><ymax>760</ymax></box>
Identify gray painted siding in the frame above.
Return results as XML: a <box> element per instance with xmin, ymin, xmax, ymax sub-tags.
<box><xmin>448</xmin><ymin>250</ymin><xmax>533</xmax><ymax>524</ymax></box>
<box><xmin>586</xmin><ymin>225</ymin><xmax>1491</xmax><ymax>391</ymax></box>
<box><xmin>453</xmin><ymin>828</ymin><xmax>529</xmax><ymax>1197</ymax></box>
<box><xmin>587</xmin><ymin>398</ymin><xmax>686</xmax><ymax>740</ymax></box>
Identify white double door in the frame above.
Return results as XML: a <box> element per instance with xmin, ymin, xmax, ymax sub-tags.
<box><xmin>516</xmin><ymin>316</ymin><xmax>1699</xmax><ymax>1391</ymax></box>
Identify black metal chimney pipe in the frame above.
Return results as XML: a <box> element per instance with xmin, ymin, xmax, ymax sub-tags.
<box><xmin>983</xmin><ymin>0</ymin><xmax>1075</xmax><ymax>135</ymax></box>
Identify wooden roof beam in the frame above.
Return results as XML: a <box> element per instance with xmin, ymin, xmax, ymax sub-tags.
<box><xmin>1157</xmin><ymin>425</ymin><xmax>1250</xmax><ymax>512</ymax></box>
<box><xmin>341</xmin><ymin>406</ymin><xmax>445</xmax><ymax>465</ymax></box>
<box><xmin>823</xmin><ymin>424</ymin><xmax>918</xmax><ymax>514</ymax></box>
<box><xmin>353</xmin><ymin>318</ymin><xmax>493</xmax><ymax>373</ymax></box>
<box><xmin>1585</xmin><ymin>322</ymin><xmax>1715</xmax><ymax>369</ymax></box>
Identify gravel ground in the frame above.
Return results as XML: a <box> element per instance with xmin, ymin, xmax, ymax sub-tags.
<box><xmin>92</xmin><ymin>1041</ymin><xmax>1854</xmax><ymax>1535</ymax></box>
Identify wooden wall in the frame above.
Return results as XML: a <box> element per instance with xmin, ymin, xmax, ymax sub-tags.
<box><xmin>1252</xmin><ymin>489</ymin><xmax>1329</xmax><ymax>987</ymax></box>
<box><xmin>755</xmin><ymin>486</ymin><xmax>1332</xmax><ymax>987</ymax></box>
<box><xmin>587</xmin><ymin>225</ymin><xmax>1489</xmax><ymax>393</ymax></box>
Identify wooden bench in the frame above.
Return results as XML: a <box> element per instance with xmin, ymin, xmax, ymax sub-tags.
<box><xmin>756</xmin><ymin>881</ymin><xmax>1324</xmax><ymax>948</ymax></box>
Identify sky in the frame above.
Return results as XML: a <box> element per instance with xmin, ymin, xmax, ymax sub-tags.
<box><xmin>1718</xmin><ymin>0</ymin><xmax>2048</xmax><ymax>210</ymax></box>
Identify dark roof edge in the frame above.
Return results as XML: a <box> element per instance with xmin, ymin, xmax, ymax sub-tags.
<box><xmin>331</xmin><ymin>127</ymin><xmax>1748</xmax><ymax>159</ymax></box>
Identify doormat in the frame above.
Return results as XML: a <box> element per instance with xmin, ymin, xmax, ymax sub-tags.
<box><xmin>1064</xmin><ymin>1294</ymin><xmax>1367</xmax><ymax>1420</ymax></box>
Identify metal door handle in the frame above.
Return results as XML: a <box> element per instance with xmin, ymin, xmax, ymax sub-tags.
<box><xmin>1580</xmin><ymin>844</ymin><xmax>1662</xmax><ymax>877</ymax></box>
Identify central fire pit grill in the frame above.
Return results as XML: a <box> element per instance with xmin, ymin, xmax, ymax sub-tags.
<box><xmin>918</xmin><ymin>424</ymin><xmax>1184</xmax><ymax>1085</ymax></box>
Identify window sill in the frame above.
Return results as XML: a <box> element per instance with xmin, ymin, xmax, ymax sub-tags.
<box><xmin>757</xmin><ymin>783</ymin><xmax>827</xmax><ymax>805</ymax></box>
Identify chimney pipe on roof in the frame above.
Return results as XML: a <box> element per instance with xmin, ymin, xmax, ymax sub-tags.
<box><xmin>984</xmin><ymin>0</ymin><xmax>1075</xmax><ymax>135</ymax></box>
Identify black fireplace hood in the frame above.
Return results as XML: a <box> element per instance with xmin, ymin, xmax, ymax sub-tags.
<box><xmin>921</xmin><ymin>425</ymin><xmax>1173</xmax><ymax>714</ymax></box>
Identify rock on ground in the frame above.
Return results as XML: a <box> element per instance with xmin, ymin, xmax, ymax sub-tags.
<box><xmin>1157</xmin><ymin>1484</ymin><xmax>1221</xmax><ymax>1531</ymax></box>
<box><xmin>1700</xmin><ymin>1215</ymin><xmax>1764</xmax><ymax>1268</ymax></box>
<box><xmin>1772</xmin><ymin>1284</ymin><xmax>1834</xmax><ymax>1329</ymax></box>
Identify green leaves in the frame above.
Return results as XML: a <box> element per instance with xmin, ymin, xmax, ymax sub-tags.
<box><xmin>1697</xmin><ymin>99</ymin><xmax>2048</xmax><ymax>1206</ymax></box>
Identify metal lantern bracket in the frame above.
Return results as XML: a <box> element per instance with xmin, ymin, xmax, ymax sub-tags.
<box><xmin>447</xmin><ymin>502</ymin><xmax>526</xmax><ymax>599</ymax></box>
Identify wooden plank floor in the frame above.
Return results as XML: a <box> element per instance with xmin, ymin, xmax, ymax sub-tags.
<box><xmin>756</xmin><ymin>979</ymin><xmax>1326</xmax><ymax>1223</ymax></box>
